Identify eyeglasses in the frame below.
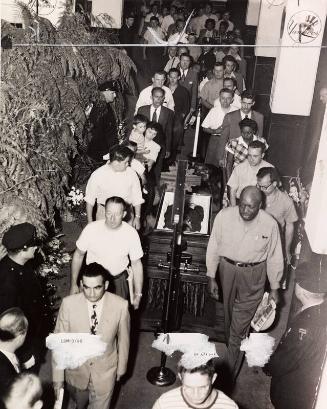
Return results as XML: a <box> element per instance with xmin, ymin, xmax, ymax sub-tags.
<box><xmin>256</xmin><ymin>182</ymin><xmax>273</xmax><ymax>191</ymax></box>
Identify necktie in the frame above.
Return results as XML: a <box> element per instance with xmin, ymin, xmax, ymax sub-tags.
<box><xmin>152</xmin><ymin>108</ymin><xmax>158</xmax><ymax>122</ymax></box>
<box><xmin>171</xmin><ymin>57</ymin><xmax>176</xmax><ymax>70</ymax></box>
<box><xmin>245</xmin><ymin>115</ymin><xmax>249</xmax><ymax>119</ymax></box>
<box><xmin>90</xmin><ymin>304</ymin><xmax>98</xmax><ymax>335</ymax></box>
<box><xmin>181</xmin><ymin>70</ymin><xmax>186</xmax><ymax>81</ymax></box>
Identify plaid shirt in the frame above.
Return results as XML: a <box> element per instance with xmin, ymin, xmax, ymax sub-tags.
<box><xmin>225</xmin><ymin>135</ymin><xmax>268</xmax><ymax>168</ymax></box>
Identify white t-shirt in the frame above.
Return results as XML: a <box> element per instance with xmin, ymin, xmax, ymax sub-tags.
<box><xmin>227</xmin><ymin>159</ymin><xmax>274</xmax><ymax>198</ymax></box>
<box><xmin>202</xmin><ymin>104</ymin><xmax>237</xmax><ymax>130</ymax></box>
<box><xmin>135</xmin><ymin>85</ymin><xmax>175</xmax><ymax>113</ymax></box>
<box><xmin>144</xmin><ymin>139</ymin><xmax>161</xmax><ymax>162</ymax></box>
<box><xmin>84</xmin><ymin>164</ymin><xmax>144</xmax><ymax>207</ymax></box>
<box><xmin>76</xmin><ymin>220</ymin><xmax>144</xmax><ymax>275</ymax></box>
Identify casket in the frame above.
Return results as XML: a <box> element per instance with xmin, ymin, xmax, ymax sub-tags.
<box><xmin>140</xmin><ymin>191</ymin><xmax>226</xmax><ymax>342</ymax></box>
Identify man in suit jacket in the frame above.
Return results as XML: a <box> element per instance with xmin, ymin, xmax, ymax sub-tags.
<box><xmin>178</xmin><ymin>53</ymin><xmax>199</xmax><ymax>113</ymax></box>
<box><xmin>137</xmin><ymin>87</ymin><xmax>174</xmax><ymax>185</ymax></box>
<box><xmin>219</xmin><ymin>90</ymin><xmax>264</xmax><ymax>166</ymax></box>
<box><xmin>52</xmin><ymin>263</ymin><xmax>130</xmax><ymax>409</ymax></box>
<box><xmin>0</xmin><ymin>308</ymin><xmax>28</xmax><ymax>396</ymax></box>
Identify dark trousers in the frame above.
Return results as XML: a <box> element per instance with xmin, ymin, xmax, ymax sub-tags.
<box><xmin>219</xmin><ymin>258</ymin><xmax>266</xmax><ymax>378</ymax></box>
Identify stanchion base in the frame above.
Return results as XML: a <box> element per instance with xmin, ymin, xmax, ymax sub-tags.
<box><xmin>187</xmin><ymin>154</ymin><xmax>202</xmax><ymax>164</ymax></box>
<box><xmin>147</xmin><ymin>366</ymin><xmax>176</xmax><ymax>386</ymax></box>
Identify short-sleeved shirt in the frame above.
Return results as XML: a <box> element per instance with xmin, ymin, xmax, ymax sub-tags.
<box><xmin>225</xmin><ymin>135</ymin><xmax>269</xmax><ymax>167</ymax></box>
<box><xmin>206</xmin><ymin>207</ymin><xmax>283</xmax><ymax>289</ymax></box>
<box><xmin>84</xmin><ymin>164</ymin><xmax>144</xmax><ymax>207</ymax></box>
<box><xmin>227</xmin><ymin>159</ymin><xmax>274</xmax><ymax>199</ymax></box>
<box><xmin>200</xmin><ymin>79</ymin><xmax>224</xmax><ymax>106</ymax></box>
<box><xmin>76</xmin><ymin>220</ymin><xmax>143</xmax><ymax>275</ymax></box>
<box><xmin>202</xmin><ymin>104</ymin><xmax>237</xmax><ymax>130</ymax></box>
<box><xmin>143</xmin><ymin>139</ymin><xmax>161</xmax><ymax>162</ymax></box>
<box><xmin>265</xmin><ymin>189</ymin><xmax>298</xmax><ymax>229</ymax></box>
<box><xmin>152</xmin><ymin>387</ymin><xmax>238</xmax><ymax>409</ymax></box>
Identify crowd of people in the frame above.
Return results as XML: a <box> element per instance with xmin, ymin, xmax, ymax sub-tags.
<box><xmin>0</xmin><ymin>1</ymin><xmax>327</xmax><ymax>409</ymax></box>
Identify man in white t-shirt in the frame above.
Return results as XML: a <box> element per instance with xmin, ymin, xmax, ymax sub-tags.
<box><xmin>135</xmin><ymin>71</ymin><xmax>175</xmax><ymax>113</ymax></box>
<box><xmin>70</xmin><ymin>196</ymin><xmax>144</xmax><ymax>309</ymax></box>
<box><xmin>228</xmin><ymin>141</ymin><xmax>274</xmax><ymax>206</ymax></box>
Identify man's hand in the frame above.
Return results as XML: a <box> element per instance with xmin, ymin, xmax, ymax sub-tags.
<box><xmin>268</xmin><ymin>289</ymin><xmax>280</xmax><ymax>305</ymax></box>
<box><xmin>218</xmin><ymin>159</ymin><xmax>225</xmax><ymax>168</ymax></box>
<box><xmin>165</xmin><ymin>151</ymin><xmax>171</xmax><ymax>159</ymax></box>
<box><xmin>69</xmin><ymin>283</ymin><xmax>80</xmax><ymax>295</ymax></box>
<box><xmin>116</xmin><ymin>373</ymin><xmax>124</xmax><ymax>382</ymax></box>
<box><xmin>285</xmin><ymin>251</ymin><xmax>292</xmax><ymax>265</ymax></box>
<box><xmin>132</xmin><ymin>217</ymin><xmax>141</xmax><ymax>231</ymax></box>
<box><xmin>208</xmin><ymin>277</ymin><xmax>219</xmax><ymax>301</ymax></box>
<box><xmin>132</xmin><ymin>294</ymin><xmax>142</xmax><ymax>310</ymax></box>
<box><xmin>53</xmin><ymin>382</ymin><xmax>64</xmax><ymax>400</ymax></box>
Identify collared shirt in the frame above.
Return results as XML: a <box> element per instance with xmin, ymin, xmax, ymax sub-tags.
<box><xmin>164</xmin><ymin>56</ymin><xmax>180</xmax><ymax>72</ymax></box>
<box><xmin>225</xmin><ymin>135</ymin><xmax>269</xmax><ymax>167</ymax></box>
<box><xmin>150</xmin><ymin>105</ymin><xmax>162</xmax><ymax>122</ymax></box>
<box><xmin>206</xmin><ymin>207</ymin><xmax>283</xmax><ymax>289</ymax></box>
<box><xmin>202</xmin><ymin>103</ymin><xmax>237</xmax><ymax>130</ymax></box>
<box><xmin>161</xmin><ymin>14</ymin><xmax>174</xmax><ymax>34</ymax></box>
<box><xmin>227</xmin><ymin>159</ymin><xmax>274</xmax><ymax>199</ymax></box>
<box><xmin>84</xmin><ymin>164</ymin><xmax>144</xmax><ymax>207</ymax></box>
<box><xmin>135</xmin><ymin>85</ymin><xmax>175</xmax><ymax>113</ymax></box>
<box><xmin>265</xmin><ymin>189</ymin><xmax>298</xmax><ymax>229</ymax></box>
<box><xmin>86</xmin><ymin>296</ymin><xmax>104</xmax><ymax>328</ymax></box>
<box><xmin>76</xmin><ymin>220</ymin><xmax>144</xmax><ymax>275</ymax></box>
<box><xmin>214</xmin><ymin>93</ymin><xmax>241</xmax><ymax>109</ymax></box>
<box><xmin>200</xmin><ymin>79</ymin><xmax>224</xmax><ymax>106</ymax></box>
<box><xmin>240</xmin><ymin>110</ymin><xmax>252</xmax><ymax>120</ymax></box>
<box><xmin>0</xmin><ymin>349</ymin><xmax>20</xmax><ymax>373</ymax></box>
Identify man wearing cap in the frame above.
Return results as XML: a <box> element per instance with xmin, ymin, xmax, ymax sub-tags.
<box><xmin>0</xmin><ymin>223</ymin><xmax>47</xmax><ymax>369</ymax></box>
<box><xmin>206</xmin><ymin>186</ymin><xmax>283</xmax><ymax>379</ymax></box>
<box><xmin>87</xmin><ymin>81</ymin><xmax>119</xmax><ymax>162</ymax></box>
<box><xmin>266</xmin><ymin>255</ymin><xmax>327</xmax><ymax>409</ymax></box>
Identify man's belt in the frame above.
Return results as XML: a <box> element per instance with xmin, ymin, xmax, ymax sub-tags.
<box><xmin>223</xmin><ymin>257</ymin><xmax>264</xmax><ymax>268</ymax></box>
<box><xmin>112</xmin><ymin>270</ymin><xmax>128</xmax><ymax>280</ymax></box>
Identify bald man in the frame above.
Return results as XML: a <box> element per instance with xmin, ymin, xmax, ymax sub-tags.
<box><xmin>206</xmin><ymin>186</ymin><xmax>284</xmax><ymax>379</ymax></box>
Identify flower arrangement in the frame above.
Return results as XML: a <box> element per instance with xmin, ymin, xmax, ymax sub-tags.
<box><xmin>37</xmin><ymin>236</ymin><xmax>71</xmax><ymax>278</ymax></box>
<box><xmin>64</xmin><ymin>186</ymin><xmax>86</xmax><ymax>222</ymax></box>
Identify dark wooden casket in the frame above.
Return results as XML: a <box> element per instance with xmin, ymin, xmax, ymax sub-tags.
<box><xmin>140</xmin><ymin>191</ymin><xmax>226</xmax><ymax>342</ymax></box>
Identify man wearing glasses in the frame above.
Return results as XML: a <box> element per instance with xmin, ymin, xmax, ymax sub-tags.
<box><xmin>257</xmin><ymin>167</ymin><xmax>298</xmax><ymax>287</ymax></box>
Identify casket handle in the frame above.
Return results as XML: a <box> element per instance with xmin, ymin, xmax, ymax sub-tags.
<box><xmin>157</xmin><ymin>262</ymin><xmax>200</xmax><ymax>273</ymax></box>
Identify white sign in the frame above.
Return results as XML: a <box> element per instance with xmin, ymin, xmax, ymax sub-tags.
<box><xmin>0</xmin><ymin>0</ymin><xmax>72</xmax><ymax>28</ymax></box>
<box><xmin>270</xmin><ymin>0</ymin><xmax>327</xmax><ymax>116</ymax></box>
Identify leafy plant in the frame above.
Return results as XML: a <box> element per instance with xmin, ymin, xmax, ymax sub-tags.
<box><xmin>0</xmin><ymin>1</ymin><xmax>136</xmax><ymax>242</ymax></box>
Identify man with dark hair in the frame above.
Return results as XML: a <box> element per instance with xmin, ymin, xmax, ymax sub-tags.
<box><xmin>53</xmin><ymin>262</ymin><xmax>130</xmax><ymax>409</ymax></box>
<box><xmin>87</xmin><ymin>81</ymin><xmax>119</xmax><ymax>162</ymax></box>
<box><xmin>0</xmin><ymin>308</ymin><xmax>28</xmax><ymax>395</ymax></box>
<box><xmin>70</xmin><ymin>196</ymin><xmax>143</xmax><ymax>308</ymax></box>
<box><xmin>222</xmin><ymin>55</ymin><xmax>244</xmax><ymax>93</ymax></box>
<box><xmin>220</xmin><ymin>90</ymin><xmax>264</xmax><ymax>145</ymax></box>
<box><xmin>206</xmin><ymin>186</ymin><xmax>283</xmax><ymax>379</ymax></box>
<box><xmin>257</xmin><ymin>167</ymin><xmax>298</xmax><ymax>280</ymax></box>
<box><xmin>119</xmin><ymin>12</ymin><xmax>136</xmax><ymax>46</ymax></box>
<box><xmin>0</xmin><ymin>223</ymin><xmax>47</xmax><ymax>370</ymax></box>
<box><xmin>167</xmin><ymin>68</ymin><xmax>191</xmax><ymax>162</ymax></box>
<box><xmin>266</xmin><ymin>254</ymin><xmax>327</xmax><ymax>409</ymax></box>
<box><xmin>152</xmin><ymin>359</ymin><xmax>238</xmax><ymax>408</ymax></box>
<box><xmin>227</xmin><ymin>140</ymin><xmax>273</xmax><ymax>206</ymax></box>
<box><xmin>84</xmin><ymin>144</ymin><xmax>144</xmax><ymax>226</ymax></box>
<box><xmin>137</xmin><ymin>87</ymin><xmax>174</xmax><ymax>184</ymax></box>
<box><xmin>178</xmin><ymin>53</ymin><xmax>199</xmax><ymax>114</ymax></box>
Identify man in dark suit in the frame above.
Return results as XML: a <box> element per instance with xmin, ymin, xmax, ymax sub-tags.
<box><xmin>0</xmin><ymin>308</ymin><xmax>28</xmax><ymax>396</ymax></box>
<box><xmin>137</xmin><ymin>87</ymin><xmax>174</xmax><ymax>185</ymax></box>
<box><xmin>219</xmin><ymin>90</ymin><xmax>264</xmax><ymax>166</ymax></box>
<box><xmin>0</xmin><ymin>223</ymin><xmax>47</xmax><ymax>370</ymax></box>
<box><xmin>178</xmin><ymin>53</ymin><xmax>199</xmax><ymax>114</ymax></box>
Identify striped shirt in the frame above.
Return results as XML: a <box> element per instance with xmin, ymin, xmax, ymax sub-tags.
<box><xmin>152</xmin><ymin>387</ymin><xmax>238</xmax><ymax>409</ymax></box>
